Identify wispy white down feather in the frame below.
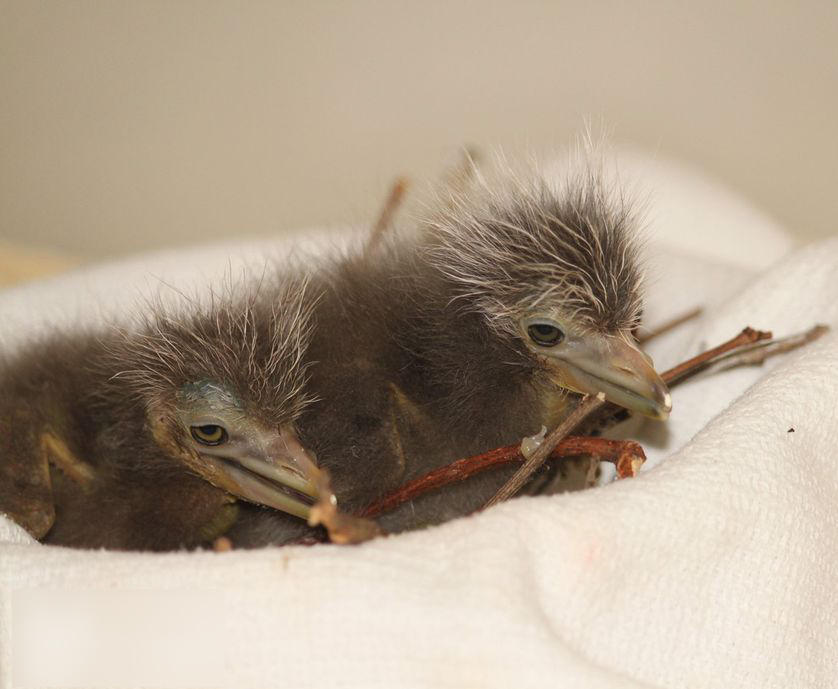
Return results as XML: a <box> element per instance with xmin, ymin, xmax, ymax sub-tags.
<box><xmin>105</xmin><ymin>272</ymin><xmax>318</xmax><ymax>421</ymax></box>
<box><xmin>424</xmin><ymin>161</ymin><xmax>645</xmax><ymax>335</ymax></box>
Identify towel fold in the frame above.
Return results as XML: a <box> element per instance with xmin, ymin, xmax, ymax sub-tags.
<box><xmin>2</xmin><ymin>153</ymin><xmax>835</xmax><ymax>689</ymax></box>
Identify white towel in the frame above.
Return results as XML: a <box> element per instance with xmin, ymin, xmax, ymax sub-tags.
<box><xmin>2</xmin><ymin>153</ymin><xmax>836</xmax><ymax>689</ymax></box>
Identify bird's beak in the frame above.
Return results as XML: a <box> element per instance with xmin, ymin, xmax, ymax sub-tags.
<box><xmin>543</xmin><ymin>333</ymin><xmax>671</xmax><ymax>420</ymax></box>
<box><xmin>202</xmin><ymin>427</ymin><xmax>320</xmax><ymax>521</ymax></box>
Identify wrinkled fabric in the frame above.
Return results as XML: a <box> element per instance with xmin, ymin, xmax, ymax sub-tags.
<box><xmin>1</xmin><ymin>154</ymin><xmax>836</xmax><ymax>689</ymax></box>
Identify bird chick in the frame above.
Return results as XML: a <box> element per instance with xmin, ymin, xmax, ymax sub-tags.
<box><xmin>0</xmin><ymin>164</ymin><xmax>671</xmax><ymax>549</ymax></box>
<box><xmin>423</xmin><ymin>167</ymin><xmax>671</xmax><ymax>421</ymax></box>
<box><xmin>233</xmin><ymin>165</ymin><xmax>671</xmax><ymax>542</ymax></box>
<box><xmin>0</xmin><ymin>276</ymin><xmax>329</xmax><ymax>550</ymax></box>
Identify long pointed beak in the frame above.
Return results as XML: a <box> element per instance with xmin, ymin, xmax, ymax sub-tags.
<box><xmin>545</xmin><ymin>333</ymin><xmax>671</xmax><ymax>420</ymax></box>
<box><xmin>202</xmin><ymin>427</ymin><xmax>320</xmax><ymax>521</ymax></box>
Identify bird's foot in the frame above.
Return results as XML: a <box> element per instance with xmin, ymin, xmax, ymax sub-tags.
<box><xmin>41</xmin><ymin>432</ymin><xmax>96</xmax><ymax>487</ymax></box>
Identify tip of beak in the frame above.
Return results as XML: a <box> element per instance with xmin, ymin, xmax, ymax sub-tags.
<box><xmin>542</xmin><ymin>332</ymin><xmax>673</xmax><ymax>421</ymax></box>
<box><xmin>647</xmin><ymin>389</ymin><xmax>672</xmax><ymax>420</ymax></box>
<box><xmin>658</xmin><ymin>391</ymin><xmax>672</xmax><ymax>420</ymax></box>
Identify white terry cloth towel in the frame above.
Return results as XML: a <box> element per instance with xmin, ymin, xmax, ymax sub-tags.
<box><xmin>1</xmin><ymin>152</ymin><xmax>837</xmax><ymax>689</ymax></box>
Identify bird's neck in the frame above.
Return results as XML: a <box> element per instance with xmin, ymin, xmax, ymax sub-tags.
<box><xmin>320</xmin><ymin>245</ymin><xmax>558</xmax><ymax>451</ymax></box>
<box><xmin>389</xmin><ymin>264</ymin><xmax>551</xmax><ymax>447</ymax></box>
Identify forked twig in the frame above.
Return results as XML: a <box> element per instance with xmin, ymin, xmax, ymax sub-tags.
<box><xmin>294</xmin><ymin>324</ymin><xmax>827</xmax><ymax>544</ymax></box>
<box><xmin>636</xmin><ymin>306</ymin><xmax>703</xmax><ymax>344</ymax></box>
<box><xmin>480</xmin><ymin>324</ymin><xmax>824</xmax><ymax>510</ymax></box>
<box><xmin>482</xmin><ymin>394</ymin><xmax>605</xmax><ymax>508</ymax></box>
<box><xmin>365</xmin><ymin>149</ymin><xmax>480</xmax><ymax>254</ymax></box>
<box><xmin>660</xmin><ymin>326</ymin><xmax>772</xmax><ymax>385</ymax></box>
<box><xmin>661</xmin><ymin>327</ymin><xmax>772</xmax><ymax>387</ymax></box>
<box><xmin>701</xmin><ymin>324</ymin><xmax>828</xmax><ymax>375</ymax></box>
<box><xmin>360</xmin><ymin>436</ymin><xmax>645</xmax><ymax>519</ymax></box>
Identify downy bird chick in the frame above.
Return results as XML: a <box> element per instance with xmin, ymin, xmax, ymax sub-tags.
<box><xmin>230</xmin><ymin>165</ymin><xmax>671</xmax><ymax>543</ymax></box>
<box><xmin>0</xmin><ymin>277</ymin><xmax>327</xmax><ymax>550</ymax></box>
<box><xmin>0</xmin><ymin>165</ymin><xmax>671</xmax><ymax>549</ymax></box>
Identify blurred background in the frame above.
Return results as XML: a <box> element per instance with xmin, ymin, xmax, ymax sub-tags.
<box><xmin>1</xmin><ymin>1</ymin><xmax>836</xmax><ymax>285</ymax></box>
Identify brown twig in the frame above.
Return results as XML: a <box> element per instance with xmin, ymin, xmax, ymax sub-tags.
<box><xmin>482</xmin><ymin>325</ymin><xmax>803</xmax><ymax>510</ymax></box>
<box><xmin>365</xmin><ymin>177</ymin><xmax>409</xmax><ymax>254</ymax></box>
<box><xmin>360</xmin><ymin>436</ymin><xmax>645</xmax><ymax>519</ymax></box>
<box><xmin>579</xmin><ymin>326</ymin><xmax>777</xmax><ymax>435</ymax></box>
<box><xmin>660</xmin><ymin>326</ymin><xmax>772</xmax><ymax>386</ymax></box>
<box><xmin>361</xmin><ymin>324</ymin><xmax>824</xmax><ymax>522</ymax></box>
<box><xmin>483</xmin><ymin>394</ymin><xmax>605</xmax><ymax>509</ymax></box>
<box><xmin>701</xmin><ymin>324</ymin><xmax>828</xmax><ymax>374</ymax></box>
<box><xmin>636</xmin><ymin>306</ymin><xmax>703</xmax><ymax>344</ymax></box>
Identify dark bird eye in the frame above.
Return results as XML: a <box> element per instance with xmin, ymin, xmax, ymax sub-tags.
<box><xmin>190</xmin><ymin>424</ymin><xmax>228</xmax><ymax>446</ymax></box>
<box><xmin>527</xmin><ymin>323</ymin><xmax>565</xmax><ymax>347</ymax></box>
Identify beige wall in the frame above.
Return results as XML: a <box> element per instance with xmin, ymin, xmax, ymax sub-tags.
<box><xmin>1</xmin><ymin>1</ymin><xmax>836</xmax><ymax>262</ymax></box>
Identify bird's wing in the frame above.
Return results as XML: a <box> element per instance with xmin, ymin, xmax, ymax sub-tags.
<box><xmin>0</xmin><ymin>420</ymin><xmax>60</xmax><ymax>539</ymax></box>
<box><xmin>0</xmin><ymin>420</ymin><xmax>99</xmax><ymax>540</ymax></box>
<box><xmin>385</xmin><ymin>381</ymin><xmax>446</xmax><ymax>477</ymax></box>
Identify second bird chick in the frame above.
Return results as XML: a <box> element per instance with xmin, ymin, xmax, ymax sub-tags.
<box><xmin>0</xmin><ymin>164</ymin><xmax>670</xmax><ymax>549</ymax></box>
<box><xmin>230</xmin><ymin>166</ymin><xmax>671</xmax><ymax>543</ymax></box>
<box><xmin>0</xmin><ymin>277</ymin><xmax>327</xmax><ymax>549</ymax></box>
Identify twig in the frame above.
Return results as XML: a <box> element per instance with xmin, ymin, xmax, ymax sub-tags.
<box><xmin>360</xmin><ymin>436</ymin><xmax>645</xmax><ymax>519</ymax></box>
<box><xmin>365</xmin><ymin>150</ymin><xmax>478</xmax><ymax>255</ymax></box>
<box><xmin>306</xmin><ymin>323</ymin><xmax>827</xmax><ymax>540</ymax></box>
<box><xmin>660</xmin><ymin>326</ymin><xmax>772</xmax><ymax>386</ymax></box>
<box><xmin>483</xmin><ymin>325</ymin><xmax>810</xmax><ymax>509</ymax></box>
<box><xmin>700</xmin><ymin>324</ymin><xmax>828</xmax><ymax>374</ymax></box>
<box><xmin>482</xmin><ymin>394</ymin><xmax>605</xmax><ymax>509</ymax></box>
<box><xmin>636</xmin><ymin>306</ymin><xmax>703</xmax><ymax>344</ymax></box>
<box><xmin>365</xmin><ymin>177</ymin><xmax>409</xmax><ymax>253</ymax></box>
<box><xmin>581</xmin><ymin>326</ymin><xmax>775</xmax><ymax>436</ymax></box>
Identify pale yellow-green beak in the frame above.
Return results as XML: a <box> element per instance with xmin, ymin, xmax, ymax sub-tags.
<box><xmin>199</xmin><ymin>426</ymin><xmax>320</xmax><ymax>521</ymax></box>
<box><xmin>543</xmin><ymin>332</ymin><xmax>671</xmax><ymax>420</ymax></box>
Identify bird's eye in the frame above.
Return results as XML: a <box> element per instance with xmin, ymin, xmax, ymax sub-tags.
<box><xmin>527</xmin><ymin>322</ymin><xmax>565</xmax><ymax>347</ymax></box>
<box><xmin>190</xmin><ymin>424</ymin><xmax>228</xmax><ymax>446</ymax></box>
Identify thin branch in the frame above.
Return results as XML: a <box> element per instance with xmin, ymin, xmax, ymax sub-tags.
<box><xmin>293</xmin><ymin>323</ymin><xmax>827</xmax><ymax>544</ymax></box>
<box><xmin>483</xmin><ymin>325</ymin><xmax>814</xmax><ymax>510</ymax></box>
<box><xmin>660</xmin><ymin>326</ymin><xmax>772</xmax><ymax>386</ymax></box>
<box><xmin>636</xmin><ymin>306</ymin><xmax>703</xmax><ymax>344</ymax></box>
<box><xmin>482</xmin><ymin>394</ymin><xmax>605</xmax><ymax>508</ymax></box>
<box><xmin>365</xmin><ymin>177</ymin><xmax>409</xmax><ymax>254</ymax></box>
<box><xmin>360</xmin><ymin>436</ymin><xmax>645</xmax><ymax>519</ymax></box>
<box><xmin>701</xmin><ymin>324</ymin><xmax>828</xmax><ymax>374</ymax></box>
<box><xmin>356</xmin><ymin>324</ymin><xmax>827</xmax><ymax>523</ymax></box>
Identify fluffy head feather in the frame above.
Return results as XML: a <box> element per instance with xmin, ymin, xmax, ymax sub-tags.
<box><xmin>104</xmin><ymin>273</ymin><xmax>318</xmax><ymax>424</ymax></box>
<box><xmin>424</xmin><ymin>165</ymin><xmax>645</xmax><ymax>336</ymax></box>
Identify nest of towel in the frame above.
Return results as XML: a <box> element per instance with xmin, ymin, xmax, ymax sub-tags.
<box><xmin>1</xmin><ymin>152</ymin><xmax>836</xmax><ymax>689</ymax></box>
